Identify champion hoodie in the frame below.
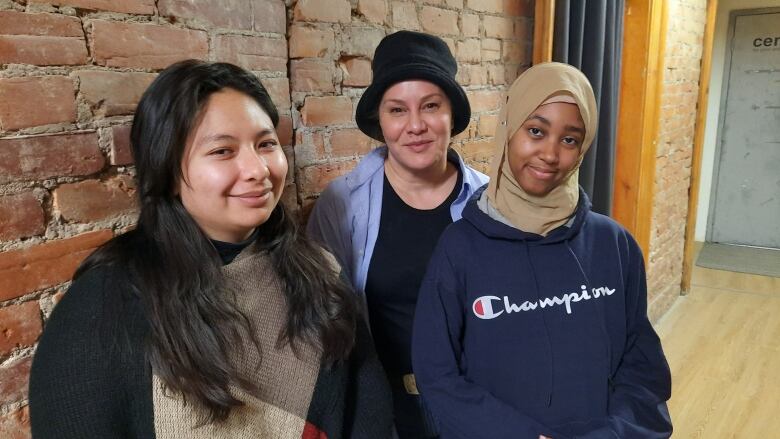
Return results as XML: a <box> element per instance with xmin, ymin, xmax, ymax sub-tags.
<box><xmin>412</xmin><ymin>186</ymin><xmax>672</xmax><ymax>439</ymax></box>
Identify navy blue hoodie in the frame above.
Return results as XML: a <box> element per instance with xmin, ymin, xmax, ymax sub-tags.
<box><xmin>412</xmin><ymin>187</ymin><xmax>672</xmax><ymax>439</ymax></box>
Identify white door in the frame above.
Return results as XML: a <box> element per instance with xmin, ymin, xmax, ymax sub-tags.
<box><xmin>708</xmin><ymin>8</ymin><xmax>780</xmax><ymax>248</ymax></box>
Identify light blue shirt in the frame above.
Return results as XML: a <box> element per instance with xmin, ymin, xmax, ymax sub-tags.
<box><xmin>307</xmin><ymin>146</ymin><xmax>489</xmax><ymax>299</ymax></box>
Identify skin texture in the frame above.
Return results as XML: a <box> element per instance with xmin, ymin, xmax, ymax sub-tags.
<box><xmin>506</xmin><ymin>102</ymin><xmax>585</xmax><ymax>197</ymax></box>
<box><xmin>179</xmin><ymin>88</ymin><xmax>288</xmax><ymax>243</ymax></box>
<box><xmin>378</xmin><ymin>80</ymin><xmax>458</xmax><ymax>209</ymax></box>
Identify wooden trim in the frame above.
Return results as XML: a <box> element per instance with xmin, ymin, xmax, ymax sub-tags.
<box><xmin>533</xmin><ymin>0</ymin><xmax>555</xmax><ymax>64</ymax></box>
<box><xmin>681</xmin><ymin>0</ymin><xmax>719</xmax><ymax>294</ymax></box>
<box><xmin>612</xmin><ymin>0</ymin><xmax>668</xmax><ymax>258</ymax></box>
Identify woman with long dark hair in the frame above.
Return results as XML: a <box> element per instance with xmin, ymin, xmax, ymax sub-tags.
<box><xmin>29</xmin><ymin>60</ymin><xmax>392</xmax><ymax>438</ymax></box>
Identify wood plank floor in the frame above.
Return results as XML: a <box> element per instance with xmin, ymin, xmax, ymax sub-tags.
<box><xmin>656</xmin><ymin>266</ymin><xmax>780</xmax><ymax>438</ymax></box>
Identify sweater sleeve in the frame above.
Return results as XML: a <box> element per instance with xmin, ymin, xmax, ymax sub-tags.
<box><xmin>306</xmin><ymin>180</ymin><xmax>355</xmax><ymax>288</ymax></box>
<box><xmin>575</xmin><ymin>236</ymin><xmax>673</xmax><ymax>439</ymax></box>
<box><xmin>29</xmin><ymin>267</ymin><xmax>151</xmax><ymax>438</ymax></box>
<box><xmin>412</xmin><ymin>238</ymin><xmax>563</xmax><ymax>439</ymax></box>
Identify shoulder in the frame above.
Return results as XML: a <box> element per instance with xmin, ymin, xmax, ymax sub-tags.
<box><xmin>582</xmin><ymin>211</ymin><xmax>643</xmax><ymax>258</ymax></box>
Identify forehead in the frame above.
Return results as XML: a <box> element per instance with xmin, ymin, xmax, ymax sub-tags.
<box><xmin>381</xmin><ymin>80</ymin><xmax>446</xmax><ymax>102</ymax></box>
<box><xmin>195</xmin><ymin>89</ymin><xmax>274</xmax><ymax>133</ymax></box>
<box><xmin>529</xmin><ymin>102</ymin><xmax>584</xmax><ymax>126</ymax></box>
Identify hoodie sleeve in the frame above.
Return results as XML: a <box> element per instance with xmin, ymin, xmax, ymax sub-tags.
<box><xmin>412</xmin><ymin>236</ymin><xmax>563</xmax><ymax>439</ymax></box>
<box><xmin>576</xmin><ymin>235</ymin><xmax>673</xmax><ymax>439</ymax></box>
<box><xmin>306</xmin><ymin>180</ymin><xmax>355</xmax><ymax>287</ymax></box>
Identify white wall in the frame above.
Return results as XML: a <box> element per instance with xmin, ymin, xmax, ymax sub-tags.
<box><xmin>695</xmin><ymin>0</ymin><xmax>780</xmax><ymax>241</ymax></box>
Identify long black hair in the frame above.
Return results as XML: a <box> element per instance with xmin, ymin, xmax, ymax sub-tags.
<box><xmin>76</xmin><ymin>60</ymin><xmax>358</xmax><ymax>422</ymax></box>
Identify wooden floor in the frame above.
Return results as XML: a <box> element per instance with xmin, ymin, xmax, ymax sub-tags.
<box><xmin>656</xmin><ymin>264</ymin><xmax>780</xmax><ymax>438</ymax></box>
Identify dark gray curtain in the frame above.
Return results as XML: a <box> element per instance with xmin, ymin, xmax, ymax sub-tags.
<box><xmin>553</xmin><ymin>0</ymin><xmax>624</xmax><ymax>216</ymax></box>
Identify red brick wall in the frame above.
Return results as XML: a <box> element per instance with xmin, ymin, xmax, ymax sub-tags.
<box><xmin>0</xmin><ymin>0</ymin><xmax>533</xmax><ymax>436</ymax></box>
<box><xmin>646</xmin><ymin>0</ymin><xmax>708</xmax><ymax>322</ymax></box>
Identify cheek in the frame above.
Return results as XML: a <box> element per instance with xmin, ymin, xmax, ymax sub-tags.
<box><xmin>560</xmin><ymin>149</ymin><xmax>582</xmax><ymax>173</ymax></box>
<box><xmin>269</xmin><ymin>151</ymin><xmax>288</xmax><ymax>184</ymax></box>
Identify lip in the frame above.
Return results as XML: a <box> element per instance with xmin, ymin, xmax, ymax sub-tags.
<box><xmin>527</xmin><ymin>166</ymin><xmax>557</xmax><ymax>180</ymax></box>
<box><xmin>404</xmin><ymin>140</ymin><xmax>434</xmax><ymax>151</ymax></box>
<box><xmin>232</xmin><ymin>188</ymin><xmax>272</xmax><ymax>207</ymax></box>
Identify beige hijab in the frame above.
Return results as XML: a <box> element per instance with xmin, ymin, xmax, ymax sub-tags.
<box><xmin>486</xmin><ymin>62</ymin><xmax>598</xmax><ymax>236</ymax></box>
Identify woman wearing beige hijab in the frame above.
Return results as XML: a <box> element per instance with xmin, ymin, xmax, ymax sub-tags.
<box><xmin>412</xmin><ymin>63</ymin><xmax>672</xmax><ymax>439</ymax></box>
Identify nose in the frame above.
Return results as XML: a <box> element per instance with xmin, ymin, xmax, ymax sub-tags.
<box><xmin>238</xmin><ymin>147</ymin><xmax>270</xmax><ymax>181</ymax></box>
<box><xmin>406</xmin><ymin>109</ymin><xmax>427</xmax><ymax>135</ymax></box>
<box><xmin>538</xmin><ymin>139</ymin><xmax>560</xmax><ymax>164</ymax></box>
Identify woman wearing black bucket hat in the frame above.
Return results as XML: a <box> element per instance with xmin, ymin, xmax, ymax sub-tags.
<box><xmin>308</xmin><ymin>31</ymin><xmax>488</xmax><ymax>438</ymax></box>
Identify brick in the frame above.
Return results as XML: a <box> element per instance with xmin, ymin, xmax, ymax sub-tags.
<box><xmin>159</xmin><ymin>0</ymin><xmax>252</xmax><ymax>30</ymax></box>
<box><xmin>0</xmin><ymin>76</ymin><xmax>76</xmax><ymax>131</ymax></box>
<box><xmin>0</xmin><ymin>356</ymin><xmax>32</xmax><ymax>404</ymax></box>
<box><xmin>467</xmin><ymin>89</ymin><xmax>501</xmax><ymax>112</ymax></box>
<box><xmin>503</xmin><ymin>0</ymin><xmax>532</xmax><ymax>16</ymax></box>
<box><xmin>289</xmin><ymin>25</ymin><xmax>334</xmax><ymax>59</ymax></box>
<box><xmin>291</xmin><ymin>59</ymin><xmax>335</xmax><ymax>93</ymax></box>
<box><xmin>110</xmin><ymin>125</ymin><xmax>133</xmax><ymax>165</ymax></box>
<box><xmin>340</xmin><ymin>26</ymin><xmax>386</xmax><ymax>58</ymax></box>
<box><xmin>502</xmin><ymin>40</ymin><xmax>528</xmax><ymax>64</ymax></box>
<box><xmin>420</xmin><ymin>6</ymin><xmax>459</xmax><ymax>35</ymax></box>
<box><xmin>76</xmin><ymin>71</ymin><xmax>155</xmax><ymax>117</ymax></box>
<box><xmin>294</xmin><ymin>0</ymin><xmax>351</xmax><ymax>23</ymax></box>
<box><xmin>392</xmin><ymin>1</ymin><xmax>420</xmax><ymax>30</ymax></box>
<box><xmin>213</xmin><ymin>34</ymin><xmax>287</xmax><ymax>73</ymax></box>
<box><xmin>483</xmin><ymin>15</ymin><xmax>514</xmax><ymax>39</ymax></box>
<box><xmin>253</xmin><ymin>0</ymin><xmax>286</xmax><ymax>34</ymax></box>
<box><xmin>277</xmin><ymin>115</ymin><xmax>293</xmax><ymax>147</ymax></box>
<box><xmin>0</xmin><ymin>11</ymin><xmax>88</xmax><ymax>66</ymax></box>
<box><xmin>0</xmin><ymin>230</ymin><xmax>113</xmax><ymax>301</ymax></box>
<box><xmin>340</xmin><ymin>57</ymin><xmax>372</xmax><ymax>87</ymax></box>
<box><xmin>0</xmin><ymin>192</ymin><xmax>45</xmax><ymax>241</ymax></box>
<box><xmin>445</xmin><ymin>0</ymin><xmax>463</xmax><ymax>7</ymax></box>
<box><xmin>466</xmin><ymin>0</ymin><xmax>502</xmax><ymax>13</ymax></box>
<box><xmin>358</xmin><ymin>0</ymin><xmax>387</xmax><ymax>24</ymax></box>
<box><xmin>54</xmin><ymin>176</ymin><xmax>137</xmax><ymax>223</ymax></box>
<box><xmin>91</xmin><ymin>20</ymin><xmax>208</xmax><ymax>69</ymax></box>
<box><xmin>457</xmin><ymin>39</ymin><xmax>481</xmax><ymax>63</ymax></box>
<box><xmin>481</xmin><ymin>37</ymin><xmax>501</xmax><ymax>60</ymax></box>
<box><xmin>301</xmin><ymin>96</ymin><xmax>353</xmax><ymax>127</ymax></box>
<box><xmin>456</xmin><ymin>64</ymin><xmax>486</xmax><ymax>86</ymax></box>
<box><xmin>0</xmin><ymin>406</ymin><xmax>30</xmax><ymax>439</ymax></box>
<box><xmin>461</xmin><ymin>13</ymin><xmax>480</xmax><ymax>37</ymax></box>
<box><xmin>460</xmin><ymin>138</ymin><xmax>493</xmax><ymax>162</ymax></box>
<box><xmin>299</xmin><ymin>160</ymin><xmax>357</xmax><ymax>196</ymax></box>
<box><xmin>487</xmin><ymin>64</ymin><xmax>506</xmax><ymax>85</ymax></box>
<box><xmin>330</xmin><ymin>128</ymin><xmax>375</xmax><ymax>158</ymax></box>
<box><xmin>452</xmin><ymin>117</ymin><xmax>477</xmax><ymax>141</ymax></box>
<box><xmin>478</xmin><ymin>113</ymin><xmax>498</xmax><ymax>137</ymax></box>
<box><xmin>32</xmin><ymin>0</ymin><xmax>154</xmax><ymax>13</ymax></box>
<box><xmin>0</xmin><ymin>133</ymin><xmax>105</xmax><ymax>184</ymax></box>
<box><xmin>295</xmin><ymin>130</ymin><xmax>326</xmax><ymax>166</ymax></box>
<box><xmin>261</xmin><ymin>77</ymin><xmax>292</xmax><ymax>110</ymax></box>
<box><xmin>0</xmin><ymin>302</ymin><xmax>42</xmax><ymax>356</ymax></box>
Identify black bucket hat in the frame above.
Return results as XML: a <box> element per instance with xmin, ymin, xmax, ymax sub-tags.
<box><xmin>355</xmin><ymin>30</ymin><xmax>471</xmax><ymax>142</ymax></box>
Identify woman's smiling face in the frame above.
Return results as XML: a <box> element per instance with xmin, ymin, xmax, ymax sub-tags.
<box><xmin>178</xmin><ymin>88</ymin><xmax>288</xmax><ymax>243</ymax></box>
<box><xmin>506</xmin><ymin>102</ymin><xmax>585</xmax><ymax>197</ymax></box>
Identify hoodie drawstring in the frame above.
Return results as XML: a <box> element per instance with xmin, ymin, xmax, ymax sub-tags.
<box><xmin>565</xmin><ymin>241</ymin><xmax>614</xmax><ymax>381</ymax></box>
<box><xmin>524</xmin><ymin>243</ymin><xmax>555</xmax><ymax>407</ymax></box>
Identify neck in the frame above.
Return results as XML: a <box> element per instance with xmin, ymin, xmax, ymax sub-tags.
<box><xmin>384</xmin><ymin>152</ymin><xmax>458</xmax><ymax>210</ymax></box>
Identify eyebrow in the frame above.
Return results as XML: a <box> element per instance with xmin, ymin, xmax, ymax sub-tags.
<box><xmin>526</xmin><ymin>115</ymin><xmax>585</xmax><ymax>135</ymax></box>
<box><xmin>198</xmin><ymin>129</ymin><xmax>276</xmax><ymax>146</ymax></box>
<box><xmin>381</xmin><ymin>93</ymin><xmax>446</xmax><ymax>105</ymax></box>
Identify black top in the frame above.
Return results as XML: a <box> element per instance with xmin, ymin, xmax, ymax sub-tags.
<box><xmin>211</xmin><ymin>228</ymin><xmax>259</xmax><ymax>265</ymax></box>
<box><xmin>365</xmin><ymin>168</ymin><xmax>462</xmax><ymax>438</ymax></box>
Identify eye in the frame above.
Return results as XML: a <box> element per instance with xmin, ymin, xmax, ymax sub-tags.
<box><xmin>209</xmin><ymin>147</ymin><xmax>232</xmax><ymax>156</ymax></box>
<box><xmin>423</xmin><ymin>102</ymin><xmax>440</xmax><ymax>111</ymax></box>
<box><xmin>562</xmin><ymin>136</ymin><xmax>580</xmax><ymax>147</ymax></box>
<box><xmin>528</xmin><ymin>127</ymin><xmax>543</xmax><ymax>137</ymax></box>
<box><xmin>388</xmin><ymin>107</ymin><xmax>405</xmax><ymax>114</ymax></box>
<box><xmin>257</xmin><ymin>139</ymin><xmax>279</xmax><ymax>149</ymax></box>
